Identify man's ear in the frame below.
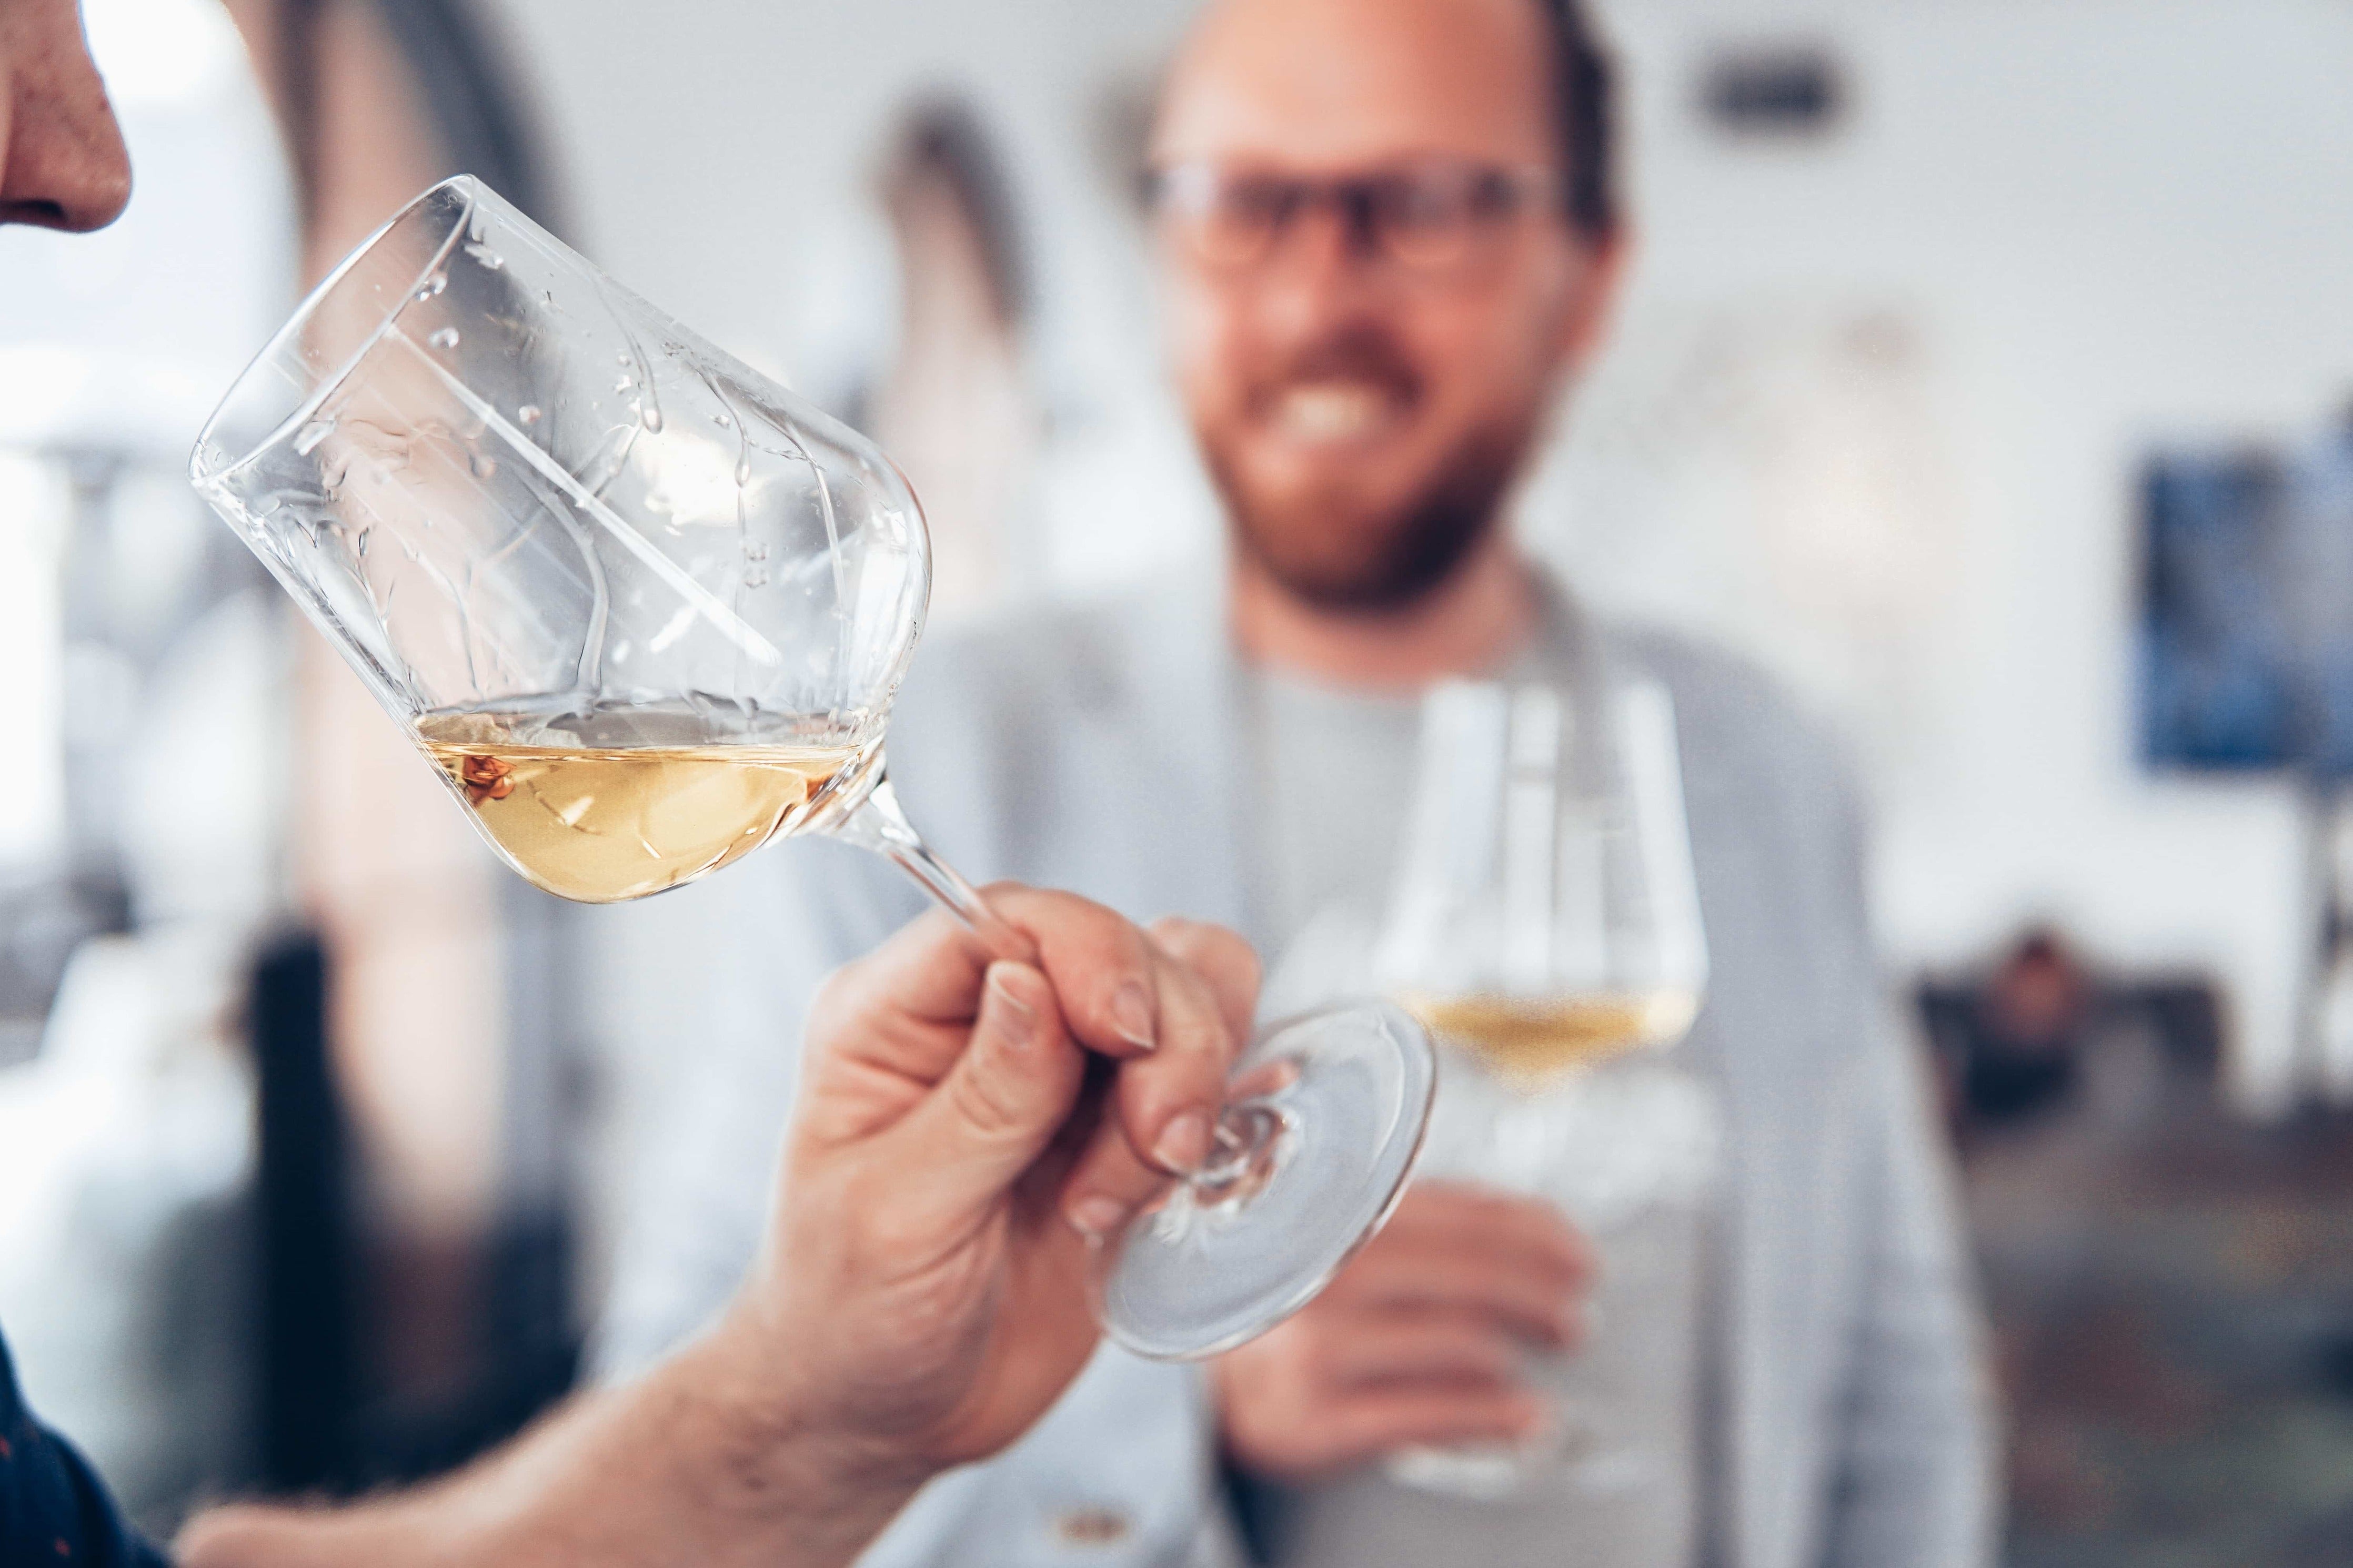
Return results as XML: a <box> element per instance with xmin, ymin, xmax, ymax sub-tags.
<box><xmin>1554</xmin><ymin>227</ymin><xmax>1632</xmax><ymax>367</ymax></box>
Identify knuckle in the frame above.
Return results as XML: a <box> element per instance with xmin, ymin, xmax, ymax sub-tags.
<box><xmin>1148</xmin><ymin>914</ymin><xmax>1203</xmax><ymax>947</ymax></box>
<box><xmin>1474</xmin><ymin>1188</ymin><xmax>1544</xmax><ymax>1227</ymax></box>
<box><xmin>944</xmin><ymin>1046</ymin><xmax>1032</xmax><ymax>1139</ymax></box>
<box><xmin>1163</xmin><ymin>1009</ymin><xmax>1232</xmax><ymax>1068</ymax></box>
<box><xmin>1532</xmin><ymin>1212</ymin><xmax>1585</xmax><ymax>1256</ymax></box>
<box><xmin>1203</xmin><ymin>924</ymin><xmax>1262</xmax><ymax>989</ymax></box>
<box><xmin>1050</xmin><ymin>888</ymin><xmax>1128</xmax><ymax>940</ymax></box>
<box><xmin>1157</xmin><ymin>919</ymin><xmax>1262</xmax><ymax>995</ymax></box>
<box><xmin>1379</xmin><ymin>1197</ymin><xmax>1441</xmax><ymax>1240</ymax></box>
<box><xmin>1417</xmin><ymin>1180</ymin><xmax>1497</xmax><ymax>1221</ymax></box>
<box><xmin>806</xmin><ymin>961</ymin><xmax>862</xmax><ymax>1036</ymax></box>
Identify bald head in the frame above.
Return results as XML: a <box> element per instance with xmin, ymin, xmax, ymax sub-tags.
<box><xmin>1149</xmin><ymin>0</ymin><xmax>1622</xmax><ymax>612</ymax></box>
<box><xmin>1155</xmin><ymin>0</ymin><xmax>1557</xmax><ymax>177</ymax></box>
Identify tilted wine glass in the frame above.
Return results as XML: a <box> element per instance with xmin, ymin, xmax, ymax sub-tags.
<box><xmin>188</xmin><ymin>175</ymin><xmax>1432</xmax><ymax>1361</ymax></box>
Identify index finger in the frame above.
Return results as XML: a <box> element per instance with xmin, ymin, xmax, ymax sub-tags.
<box><xmin>821</xmin><ymin>885</ymin><xmax>1165</xmax><ymax>1058</ymax></box>
<box><xmin>975</xmin><ymin>883</ymin><xmax>1168</xmax><ymax>1060</ymax></box>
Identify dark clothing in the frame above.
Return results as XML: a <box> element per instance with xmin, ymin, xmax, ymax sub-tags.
<box><xmin>0</xmin><ymin>1324</ymin><xmax>166</xmax><ymax>1568</ymax></box>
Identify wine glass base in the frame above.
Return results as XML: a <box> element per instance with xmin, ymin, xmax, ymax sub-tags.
<box><xmin>1094</xmin><ymin>1000</ymin><xmax>1435</xmax><ymax>1361</ymax></box>
<box><xmin>1386</xmin><ymin>1442</ymin><xmax>1535</xmax><ymax>1500</ymax></box>
<box><xmin>1388</xmin><ymin>1424</ymin><xmax>1663</xmax><ymax>1501</ymax></box>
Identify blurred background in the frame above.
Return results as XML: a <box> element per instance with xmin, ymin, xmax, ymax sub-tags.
<box><xmin>4</xmin><ymin>0</ymin><xmax>2352</xmax><ymax>1560</ymax></box>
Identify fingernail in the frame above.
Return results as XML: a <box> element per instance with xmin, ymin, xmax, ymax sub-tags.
<box><xmin>1110</xmin><ymin>980</ymin><xmax>1156</xmax><ymax>1050</ymax></box>
<box><xmin>1152</xmin><ymin>1109</ymin><xmax>1214</xmax><ymax>1175</ymax></box>
<box><xmin>986</xmin><ymin>963</ymin><xmax>1038</xmax><ymax>1044</ymax></box>
<box><xmin>1067</xmin><ymin>1195</ymin><xmax>1131</xmax><ymax>1242</ymax></box>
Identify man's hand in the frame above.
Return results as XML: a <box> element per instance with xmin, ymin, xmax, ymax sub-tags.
<box><xmin>1212</xmin><ymin>1182</ymin><xmax>1592</xmax><ymax>1483</ymax></box>
<box><xmin>178</xmin><ymin>886</ymin><xmax>1259</xmax><ymax>1568</ymax></box>
<box><xmin>713</xmin><ymin>885</ymin><xmax>1260</xmax><ymax>1489</ymax></box>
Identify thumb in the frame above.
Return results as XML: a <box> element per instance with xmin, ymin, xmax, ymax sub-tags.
<box><xmin>877</xmin><ymin>960</ymin><xmax>1086</xmax><ymax>1232</ymax></box>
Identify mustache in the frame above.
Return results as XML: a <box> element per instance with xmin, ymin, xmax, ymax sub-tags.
<box><xmin>1245</xmin><ymin>327</ymin><xmax>1422</xmax><ymax>405</ymax></box>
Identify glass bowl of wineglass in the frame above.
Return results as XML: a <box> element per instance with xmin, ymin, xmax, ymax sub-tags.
<box><xmin>188</xmin><ymin>174</ymin><xmax>1433</xmax><ymax>1362</ymax></box>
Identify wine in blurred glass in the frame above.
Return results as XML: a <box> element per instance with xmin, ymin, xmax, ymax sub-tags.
<box><xmin>1403</xmin><ymin>991</ymin><xmax>1698</xmax><ymax>1088</ymax></box>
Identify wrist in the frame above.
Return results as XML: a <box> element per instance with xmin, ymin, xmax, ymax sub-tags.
<box><xmin>672</xmin><ymin>1303</ymin><xmax>929</xmax><ymax>1561</ymax></box>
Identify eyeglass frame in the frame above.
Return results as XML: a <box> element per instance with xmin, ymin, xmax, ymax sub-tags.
<box><xmin>1141</xmin><ymin>157</ymin><xmax>1568</xmax><ymax>276</ymax></box>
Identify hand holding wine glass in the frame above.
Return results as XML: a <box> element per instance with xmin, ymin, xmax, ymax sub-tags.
<box><xmin>740</xmin><ymin>896</ymin><xmax>1260</xmax><ymax>1479</ymax></box>
<box><xmin>190</xmin><ymin>176</ymin><xmax>1434</xmax><ymax>1361</ymax></box>
<box><xmin>176</xmin><ymin>889</ymin><xmax>1264</xmax><ymax>1568</ymax></box>
<box><xmin>1213</xmin><ymin>1180</ymin><xmax>1592</xmax><ymax>1483</ymax></box>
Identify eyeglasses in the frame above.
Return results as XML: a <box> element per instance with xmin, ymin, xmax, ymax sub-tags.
<box><xmin>1145</xmin><ymin>158</ymin><xmax>1561</xmax><ymax>275</ymax></box>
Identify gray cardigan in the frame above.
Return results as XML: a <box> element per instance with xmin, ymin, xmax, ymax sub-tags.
<box><xmin>590</xmin><ymin>569</ymin><xmax>1996</xmax><ymax>1568</ymax></box>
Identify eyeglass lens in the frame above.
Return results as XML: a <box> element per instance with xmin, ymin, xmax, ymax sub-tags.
<box><xmin>1164</xmin><ymin>165</ymin><xmax>1544</xmax><ymax>271</ymax></box>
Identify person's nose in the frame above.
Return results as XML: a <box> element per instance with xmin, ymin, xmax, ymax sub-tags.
<box><xmin>1252</xmin><ymin>197</ymin><xmax>1384</xmax><ymax>338</ymax></box>
<box><xmin>0</xmin><ymin>37</ymin><xmax>133</xmax><ymax>231</ymax></box>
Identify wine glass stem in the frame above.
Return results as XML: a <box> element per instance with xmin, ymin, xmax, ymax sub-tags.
<box><xmin>838</xmin><ymin>775</ymin><xmax>1040</xmax><ymax>965</ymax></box>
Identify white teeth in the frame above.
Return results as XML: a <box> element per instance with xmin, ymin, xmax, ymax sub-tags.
<box><xmin>1275</xmin><ymin>382</ymin><xmax>1392</xmax><ymax>441</ymax></box>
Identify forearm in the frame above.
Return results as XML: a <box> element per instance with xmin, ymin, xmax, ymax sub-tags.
<box><xmin>174</xmin><ymin>1317</ymin><xmax>921</xmax><ymax>1568</ymax></box>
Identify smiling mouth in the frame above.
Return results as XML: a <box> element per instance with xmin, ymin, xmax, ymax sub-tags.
<box><xmin>1266</xmin><ymin>379</ymin><xmax>1412</xmax><ymax>445</ymax></box>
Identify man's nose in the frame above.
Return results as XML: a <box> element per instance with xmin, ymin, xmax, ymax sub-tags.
<box><xmin>0</xmin><ymin>58</ymin><xmax>134</xmax><ymax>231</ymax></box>
<box><xmin>1252</xmin><ymin>200</ymin><xmax>1384</xmax><ymax>331</ymax></box>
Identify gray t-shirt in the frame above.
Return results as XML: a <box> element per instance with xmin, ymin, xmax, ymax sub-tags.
<box><xmin>1240</xmin><ymin>657</ymin><xmax>1714</xmax><ymax>1568</ymax></box>
<box><xmin>1248</xmin><ymin>667</ymin><xmax>1422</xmax><ymax>952</ymax></box>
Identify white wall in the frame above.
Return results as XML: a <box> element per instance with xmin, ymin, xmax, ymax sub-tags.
<box><xmin>1553</xmin><ymin>0</ymin><xmax>2353</xmax><ymax>1110</ymax></box>
<box><xmin>487</xmin><ymin>0</ymin><xmax>2353</xmax><ymax>1110</ymax></box>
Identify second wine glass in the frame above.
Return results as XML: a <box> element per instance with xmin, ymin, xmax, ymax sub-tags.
<box><xmin>1372</xmin><ymin>676</ymin><xmax>1713</xmax><ymax>1500</ymax></box>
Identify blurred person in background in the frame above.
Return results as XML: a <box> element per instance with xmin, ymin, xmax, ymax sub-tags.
<box><xmin>596</xmin><ymin>0</ymin><xmax>1992</xmax><ymax>1565</ymax></box>
<box><xmin>867</xmin><ymin>97</ymin><xmax>1041</xmax><ymax>625</ymax></box>
<box><xmin>0</xmin><ymin>5</ymin><xmax>1261</xmax><ymax>1564</ymax></box>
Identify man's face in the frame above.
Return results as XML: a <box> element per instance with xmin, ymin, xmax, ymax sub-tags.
<box><xmin>1152</xmin><ymin>0</ymin><xmax>1616</xmax><ymax>610</ymax></box>
<box><xmin>0</xmin><ymin>0</ymin><xmax>129</xmax><ymax>230</ymax></box>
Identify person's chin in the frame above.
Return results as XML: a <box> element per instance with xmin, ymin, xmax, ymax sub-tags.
<box><xmin>1235</xmin><ymin>452</ymin><xmax>1422</xmax><ymax>523</ymax></box>
<box><xmin>1232</xmin><ymin>506</ymin><xmax>1410</xmax><ymax>603</ymax></box>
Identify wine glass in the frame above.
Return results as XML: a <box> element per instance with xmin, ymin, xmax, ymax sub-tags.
<box><xmin>187</xmin><ymin>175</ymin><xmax>1433</xmax><ymax>1362</ymax></box>
<box><xmin>1372</xmin><ymin>677</ymin><xmax>1713</xmax><ymax>1498</ymax></box>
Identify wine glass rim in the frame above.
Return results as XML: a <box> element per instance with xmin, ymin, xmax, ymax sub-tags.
<box><xmin>188</xmin><ymin>173</ymin><xmax>482</xmax><ymax>493</ymax></box>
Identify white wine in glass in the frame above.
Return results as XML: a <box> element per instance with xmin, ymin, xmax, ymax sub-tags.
<box><xmin>1401</xmin><ymin>989</ymin><xmax>1700</xmax><ymax>1091</ymax></box>
<box><xmin>414</xmin><ymin>706</ymin><xmax>862</xmax><ymax>904</ymax></box>
<box><xmin>189</xmin><ymin>175</ymin><xmax>1433</xmax><ymax>1363</ymax></box>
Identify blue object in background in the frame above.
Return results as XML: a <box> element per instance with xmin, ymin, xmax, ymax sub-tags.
<box><xmin>2139</xmin><ymin>427</ymin><xmax>2353</xmax><ymax>775</ymax></box>
<box><xmin>2287</xmin><ymin>427</ymin><xmax>2353</xmax><ymax>776</ymax></box>
<box><xmin>2139</xmin><ymin>448</ymin><xmax>2295</xmax><ymax>770</ymax></box>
